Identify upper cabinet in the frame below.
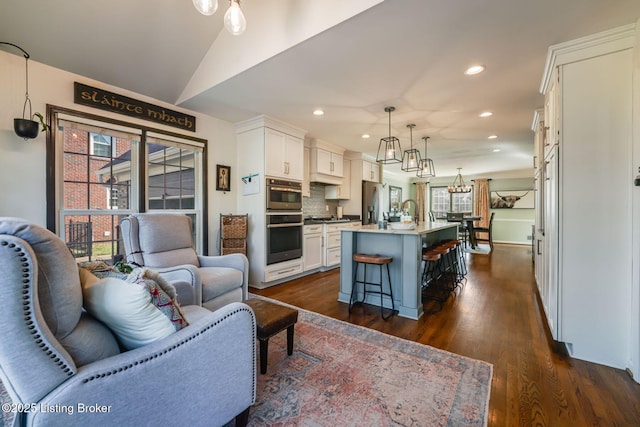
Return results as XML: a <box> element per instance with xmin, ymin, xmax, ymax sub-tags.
<box><xmin>308</xmin><ymin>140</ymin><xmax>345</xmax><ymax>185</ymax></box>
<box><xmin>362</xmin><ymin>160</ymin><xmax>380</xmax><ymax>182</ymax></box>
<box><xmin>265</xmin><ymin>128</ymin><xmax>304</xmax><ymax>181</ymax></box>
<box><xmin>325</xmin><ymin>159</ymin><xmax>351</xmax><ymax>200</ymax></box>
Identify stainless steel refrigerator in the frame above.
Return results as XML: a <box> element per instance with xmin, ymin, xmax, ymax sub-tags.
<box><xmin>362</xmin><ymin>181</ymin><xmax>383</xmax><ymax>225</ymax></box>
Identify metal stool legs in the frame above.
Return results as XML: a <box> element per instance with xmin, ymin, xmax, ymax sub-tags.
<box><xmin>349</xmin><ymin>257</ymin><xmax>395</xmax><ymax>320</ymax></box>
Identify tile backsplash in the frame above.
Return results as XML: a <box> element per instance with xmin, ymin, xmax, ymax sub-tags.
<box><xmin>303</xmin><ymin>183</ymin><xmax>339</xmax><ymax>217</ymax></box>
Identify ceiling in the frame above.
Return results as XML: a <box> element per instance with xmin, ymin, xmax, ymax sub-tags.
<box><xmin>2</xmin><ymin>0</ymin><xmax>640</xmax><ymax>179</ymax></box>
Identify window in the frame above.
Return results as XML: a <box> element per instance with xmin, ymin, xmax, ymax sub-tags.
<box><xmin>430</xmin><ymin>187</ymin><xmax>473</xmax><ymax>219</ymax></box>
<box><xmin>90</xmin><ymin>132</ymin><xmax>114</xmax><ymax>157</ymax></box>
<box><xmin>48</xmin><ymin>108</ymin><xmax>207</xmax><ymax>264</ymax></box>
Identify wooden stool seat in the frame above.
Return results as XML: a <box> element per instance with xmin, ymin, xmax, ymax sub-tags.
<box><xmin>353</xmin><ymin>253</ymin><xmax>392</xmax><ymax>265</ymax></box>
<box><xmin>422</xmin><ymin>251</ymin><xmax>441</xmax><ymax>262</ymax></box>
<box><xmin>244</xmin><ymin>299</ymin><xmax>298</xmax><ymax>374</ymax></box>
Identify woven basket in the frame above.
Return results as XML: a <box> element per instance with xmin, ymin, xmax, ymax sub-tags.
<box><xmin>221</xmin><ymin>215</ymin><xmax>247</xmax><ymax>239</ymax></box>
<box><xmin>221</xmin><ymin>238</ymin><xmax>246</xmax><ymax>255</ymax></box>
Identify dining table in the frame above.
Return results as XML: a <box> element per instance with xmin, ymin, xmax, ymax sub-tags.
<box><xmin>447</xmin><ymin>216</ymin><xmax>482</xmax><ymax>248</ymax></box>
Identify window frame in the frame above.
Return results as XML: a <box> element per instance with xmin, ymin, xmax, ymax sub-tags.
<box><xmin>430</xmin><ymin>186</ymin><xmax>474</xmax><ymax>219</ymax></box>
<box><xmin>46</xmin><ymin>104</ymin><xmax>209</xmax><ymax>259</ymax></box>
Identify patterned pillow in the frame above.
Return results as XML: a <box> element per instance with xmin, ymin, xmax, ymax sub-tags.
<box><xmin>78</xmin><ymin>265</ymin><xmax>188</xmax><ymax>350</ymax></box>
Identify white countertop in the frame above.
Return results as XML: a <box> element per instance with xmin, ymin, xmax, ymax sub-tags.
<box><xmin>341</xmin><ymin>221</ymin><xmax>457</xmax><ymax>235</ymax></box>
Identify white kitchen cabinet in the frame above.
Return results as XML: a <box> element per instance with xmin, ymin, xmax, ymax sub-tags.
<box><xmin>303</xmin><ymin>224</ymin><xmax>323</xmax><ymax>271</ymax></box>
<box><xmin>325</xmin><ymin>159</ymin><xmax>351</xmax><ymax>200</ymax></box>
<box><xmin>314</xmin><ymin>148</ymin><xmax>343</xmax><ymax>177</ymax></box>
<box><xmin>361</xmin><ymin>160</ymin><xmax>380</xmax><ymax>182</ymax></box>
<box><xmin>309</xmin><ymin>140</ymin><xmax>345</xmax><ymax>185</ymax></box>
<box><xmin>265</xmin><ymin>128</ymin><xmax>303</xmax><ymax>180</ymax></box>
<box><xmin>264</xmin><ymin>258</ymin><xmax>304</xmax><ymax>283</ymax></box>
<box><xmin>324</xmin><ymin>224</ymin><xmax>342</xmax><ymax>269</ymax></box>
<box><xmin>537</xmin><ymin>25</ymin><xmax>635</xmax><ymax>370</ymax></box>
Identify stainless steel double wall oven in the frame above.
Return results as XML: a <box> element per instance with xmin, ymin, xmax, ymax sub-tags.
<box><xmin>265</xmin><ymin>178</ymin><xmax>303</xmax><ymax>265</ymax></box>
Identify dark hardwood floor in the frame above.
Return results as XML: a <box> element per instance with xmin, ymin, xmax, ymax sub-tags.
<box><xmin>251</xmin><ymin>244</ymin><xmax>640</xmax><ymax>426</ymax></box>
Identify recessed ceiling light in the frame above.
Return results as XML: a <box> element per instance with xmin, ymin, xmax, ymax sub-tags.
<box><xmin>361</xmin><ymin>134</ymin><xmax>370</xmax><ymax>139</ymax></box>
<box><xmin>479</xmin><ymin>111</ymin><xmax>493</xmax><ymax>118</ymax></box>
<box><xmin>493</xmin><ymin>149</ymin><xmax>501</xmax><ymax>152</ymax></box>
<box><xmin>313</xmin><ymin>109</ymin><xmax>324</xmax><ymax>116</ymax></box>
<box><xmin>464</xmin><ymin>65</ymin><xmax>485</xmax><ymax>75</ymax></box>
<box><xmin>488</xmin><ymin>135</ymin><xmax>497</xmax><ymax>139</ymax></box>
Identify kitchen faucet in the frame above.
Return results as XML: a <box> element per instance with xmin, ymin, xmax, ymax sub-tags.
<box><xmin>401</xmin><ymin>199</ymin><xmax>420</xmax><ymax>223</ymax></box>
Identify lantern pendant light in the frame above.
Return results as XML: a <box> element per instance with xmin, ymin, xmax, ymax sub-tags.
<box><xmin>416</xmin><ymin>137</ymin><xmax>436</xmax><ymax>178</ymax></box>
<box><xmin>376</xmin><ymin>106</ymin><xmax>402</xmax><ymax>164</ymax></box>
<box><xmin>401</xmin><ymin>124</ymin><xmax>422</xmax><ymax>172</ymax></box>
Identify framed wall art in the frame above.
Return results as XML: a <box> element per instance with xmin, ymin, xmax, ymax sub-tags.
<box><xmin>216</xmin><ymin>165</ymin><xmax>231</xmax><ymax>192</ymax></box>
<box><xmin>389</xmin><ymin>185</ymin><xmax>402</xmax><ymax>211</ymax></box>
<box><xmin>490</xmin><ymin>190</ymin><xmax>534</xmax><ymax>209</ymax></box>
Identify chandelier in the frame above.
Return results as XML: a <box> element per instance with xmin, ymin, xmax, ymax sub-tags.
<box><xmin>193</xmin><ymin>0</ymin><xmax>246</xmax><ymax>36</ymax></box>
<box><xmin>448</xmin><ymin>168</ymin><xmax>472</xmax><ymax>193</ymax></box>
<box><xmin>376</xmin><ymin>106</ymin><xmax>402</xmax><ymax>164</ymax></box>
<box><xmin>416</xmin><ymin>137</ymin><xmax>436</xmax><ymax>178</ymax></box>
<box><xmin>401</xmin><ymin>124</ymin><xmax>422</xmax><ymax>172</ymax></box>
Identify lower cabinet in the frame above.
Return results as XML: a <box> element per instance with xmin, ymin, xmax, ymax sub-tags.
<box><xmin>324</xmin><ymin>225</ymin><xmax>342</xmax><ymax>268</ymax></box>
<box><xmin>303</xmin><ymin>225</ymin><xmax>323</xmax><ymax>271</ymax></box>
<box><xmin>264</xmin><ymin>258</ymin><xmax>304</xmax><ymax>283</ymax></box>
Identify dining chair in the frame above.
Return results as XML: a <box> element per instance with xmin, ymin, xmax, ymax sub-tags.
<box><xmin>473</xmin><ymin>212</ymin><xmax>495</xmax><ymax>249</ymax></box>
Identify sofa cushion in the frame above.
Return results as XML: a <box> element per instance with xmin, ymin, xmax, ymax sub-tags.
<box><xmin>80</xmin><ymin>268</ymin><xmax>189</xmax><ymax>350</ymax></box>
<box><xmin>200</xmin><ymin>267</ymin><xmax>244</xmax><ymax>302</ymax></box>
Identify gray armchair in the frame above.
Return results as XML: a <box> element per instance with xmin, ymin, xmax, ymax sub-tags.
<box><xmin>0</xmin><ymin>218</ymin><xmax>256</xmax><ymax>427</ymax></box>
<box><xmin>120</xmin><ymin>213</ymin><xmax>248</xmax><ymax>311</ymax></box>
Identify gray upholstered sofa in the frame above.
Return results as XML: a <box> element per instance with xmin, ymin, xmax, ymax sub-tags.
<box><xmin>120</xmin><ymin>213</ymin><xmax>248</xmax><ymax>312</ymax></box>
<box><xmin>0</xmin><ymin>217</ymin><xmax>256</xmax><ymax>427</ymax></box>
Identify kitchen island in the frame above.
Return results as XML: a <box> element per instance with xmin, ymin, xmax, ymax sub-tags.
<box><xmin>338</xmin><ymin>221</ymin><xmax>458</xmax><ymax>320</ymax></box>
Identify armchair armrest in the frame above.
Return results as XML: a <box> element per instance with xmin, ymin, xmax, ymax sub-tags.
<box><xmin>153</xmin><ymin>265</ymin><xmax>202</xmax><ymax>306</ymax></box>
<box><xmin>29</xmin><ymin>302</ymin><xmax>256</xmax><ymax>427</ymax></box>
<box><xmin>198</xmin><ymin>253</ymin><xmax>249</xmax><ymax>299</ymax></box>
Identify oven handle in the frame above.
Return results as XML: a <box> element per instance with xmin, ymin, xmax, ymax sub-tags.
<box><xmin>267</xmin><ymin>223</ymin><xmax>304</xmax><ymax>228</ymax></box>
<box><xmin>269</xmin><ymin>186</ymin><xmax>302</xmax><ymax>193</ymax></box>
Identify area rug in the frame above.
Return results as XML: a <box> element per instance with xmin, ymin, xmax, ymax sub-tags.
<box><xmin>463</xmin><ymin>244</ymin><xmax>492</xmax><ymax>255</ymax></box>
<box><xmin>246</xmin><ymin>297</ymin><xmax>492</xmax><ymax>426</ymax></box>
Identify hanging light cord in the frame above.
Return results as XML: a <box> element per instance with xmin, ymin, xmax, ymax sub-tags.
<box><xmin>0</xmin><ymin>42</ymin><xmax>32</xmax><ymax>118</ymax></box>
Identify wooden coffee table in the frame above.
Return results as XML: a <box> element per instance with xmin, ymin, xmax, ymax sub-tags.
<box><xmin>244</xmin><ymin>299</ymin><xmax>299</xmax><ymax>374</ymax></box>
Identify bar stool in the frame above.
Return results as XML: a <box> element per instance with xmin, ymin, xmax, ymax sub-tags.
<box><xmin>421</xmin><ymin>248</ymin><xmax>448</xmax><ymax>311</ymax></box>
<box><xmin>349</xmin><ymin>253</ymin><xmax>395</xmax><ymax>320</ymax></box>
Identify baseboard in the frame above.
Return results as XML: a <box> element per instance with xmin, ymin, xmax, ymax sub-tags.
<box><xmin>494</xmin><ymin>240</ymin><xmax>530</xmax><ymax>245</ymax></box>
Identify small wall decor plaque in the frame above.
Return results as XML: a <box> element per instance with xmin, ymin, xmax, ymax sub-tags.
<box><xmin>216</xmin><ymin>165</ymin><xmax>231</xmax><ymax>192</ymax></box>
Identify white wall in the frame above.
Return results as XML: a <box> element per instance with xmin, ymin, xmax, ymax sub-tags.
<box><xmin>0</xmin><ymin>50</ymin><xmax>237</xmax><ymax>255</ymax></box>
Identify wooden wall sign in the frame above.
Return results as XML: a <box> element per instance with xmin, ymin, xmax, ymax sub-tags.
<box><xmin>74</xmin><ymin>82</ymin><xmax>196</xmax><ymax>132</ymax></box>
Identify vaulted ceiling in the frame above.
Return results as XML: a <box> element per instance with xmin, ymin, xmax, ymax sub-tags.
<box><xmin>2</xmin><ymin>0</ymin><xmax>640</xmax><ymax>178</ymax></box>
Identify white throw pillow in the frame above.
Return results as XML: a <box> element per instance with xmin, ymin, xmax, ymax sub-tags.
<box><xmin>81</xmin><ymin>274</ymin><xmax>178</xmax><ymax>350</ymax></box>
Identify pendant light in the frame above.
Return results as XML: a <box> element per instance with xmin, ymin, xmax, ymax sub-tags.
<box><xmin>416</xmin><ymin>137</ymin><xmax>436</xmax><ymax>178</ymax></box>
<box><xmin>193</xmin><ymin>0</ymin><xmax>218</xmax><ymax>15</ymax></box>
<box><xmin>376</xmin><ymin>106</ymin><xmax>402</xmax><ymax>164</ymax></box>
<box><xmin>448</xmin><ymin>168</ymin><xmax>472</xmax><ymax>193</ymax></box>
<box><xmin>401</xmin><ymin>124</ymin><xmax>422</xmax><ymax>172</ymax></box>
<box><xmin>224</xmin><ymin>0</ymin><xmax>247</xmax><ymax>36</ymax></box>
